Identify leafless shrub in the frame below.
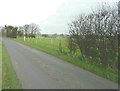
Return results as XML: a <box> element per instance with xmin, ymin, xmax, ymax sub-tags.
<box><xmin>68</xmin><ymin>3</ymin><xmax>119</xmax><ymax>72</ymax></box>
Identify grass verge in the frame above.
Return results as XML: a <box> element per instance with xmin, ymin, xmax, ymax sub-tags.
<box><xmin>14</xmin><ymin>37</ymin><xmax>118</xmax><ymax>83</ymax></box>
<box><xmin>0</xmin><ymin>43</ymin><xmax>2</xmax><ymax>90</ymax></box>
<box><xmin>2</xmin><ymin>44</ymin><xmax>22</xmax><ymax>89</ymax></box>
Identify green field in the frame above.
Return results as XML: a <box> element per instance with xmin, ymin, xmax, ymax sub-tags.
<box><xmin>0</xmin><ymin>43</ymin><xmax>2</xmax><ymax>90</ymax></box>
<box><xmin>14</xmin><ymin>36</ymin><xmax>118</xmax><ymax>83</ymax></box>
<box><xmin>2</xmin><ymin>44</ymin><xmax>22</xmax><ymax>89</ymax></box>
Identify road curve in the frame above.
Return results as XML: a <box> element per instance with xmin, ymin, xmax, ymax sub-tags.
<box><xmin>3</xmin><ymin>38</ymin><xmax>118</xmax><ymax>89</ymax></box>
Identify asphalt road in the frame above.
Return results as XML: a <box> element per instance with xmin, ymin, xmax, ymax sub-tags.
<box><xmin>3</xmin><ymin>38</ymin><xmax>118</xmax><ymax>89</ymax></box>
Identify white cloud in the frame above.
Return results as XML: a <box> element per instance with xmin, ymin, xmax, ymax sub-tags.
<box><xmin>39</xmin><ymin>0</ymin><xmax>118</xmax><ymax>34</ymax></box>
<box><xmin>0</xmin><ymin>0</ymin><xmax>67</xmax><ymax>26</ymax></box>
<box><xmin>0</xmin><ymin>0</ymin><xmax>118</xmax><ymax>34</ymax></box>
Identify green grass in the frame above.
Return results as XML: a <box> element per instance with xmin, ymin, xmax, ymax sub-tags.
<box><xmin>0</xmin><ymin>43</ymin><xmax>2</xmax><ymax>90</ymax></box>
<box><xmin>14</xmin><ymin>36</ymin><xmax>118</xmax><ymax>83</ymax></box>
<box><xmin>2</xmin><ymin>44</ymin><xmax>22</xmax><ymax>89</ymax></box>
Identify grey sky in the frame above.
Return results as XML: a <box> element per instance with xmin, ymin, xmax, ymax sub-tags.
<box><xmin>0</xmin><ymin>0</ymin><xmax>118</xmax><ymax>34</ymax></box>
<box><xmin>38</xmin><ymin>0</ymin><xmax>118</xmax><ymax>34</ymax></box>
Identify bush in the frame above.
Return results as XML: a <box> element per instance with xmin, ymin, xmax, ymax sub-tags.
<box><xmin>68</xmin><ymin>3</ymin><xmax>119</xmax><ymax>72</ymax></box>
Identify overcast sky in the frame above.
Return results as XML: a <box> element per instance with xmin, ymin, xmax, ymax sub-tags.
<box><xmin>0</xmin><ymin>0</ymin><xmax>118</xmax><ymax>34</ymax></box>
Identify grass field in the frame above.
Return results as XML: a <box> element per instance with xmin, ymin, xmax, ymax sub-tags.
<box><xmin>0</xmin><ymin>43</ymin><xmax>2</xmax><ymax>90</ymax></box>
<box><xmin>2</xmin><ymin>44</ymin><xmax>22</xmax><ymax>89</ymax></box>
<box><xmin>14</xmin><ymin>36</ymin><xmax>118</xmax><ymax>83</ymax></box>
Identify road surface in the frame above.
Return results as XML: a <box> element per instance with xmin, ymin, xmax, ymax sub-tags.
<box><xmin>3</xmin><ymin>38</ymin><xmax>118</xmax><ymax>89</ymax></box>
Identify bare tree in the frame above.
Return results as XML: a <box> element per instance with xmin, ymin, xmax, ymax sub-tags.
<box><xmin>23</xmin><ymin>23</ymin><xmax>40</xmax><ymax>38</ymax></box>
<box><xmin>17</xmin><ymin>26</ymin><xmax>24</xmax><ymax>37</ymax></box>
<box><xmin>68</xmin><ymin>3</ymin><xmax>118</xmax><ymax>71</ymax></box>
<box><xmin>23</xmin><ymin>24</ymin><xmax>29</xmax><ymax>38</ymax></box>
<box><xmin>29</xmin><ymin>23</ymin><xmax>41</xmax><ymax>35</ymax></box>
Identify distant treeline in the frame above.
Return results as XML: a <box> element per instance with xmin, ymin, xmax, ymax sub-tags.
<box><xmin>1</xmin><ymin>24</ymin><xmax>68</xmax><ymax>38</ymax></box>
<box><xmin>1</xmin><ymin>23</ymin><xmax>40</xmax><ymax>38</ymax></box>
<box><xmin>41</xmin><ymin>34</ymin><xmax>68</xmax><ymax>38</ymax></box>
